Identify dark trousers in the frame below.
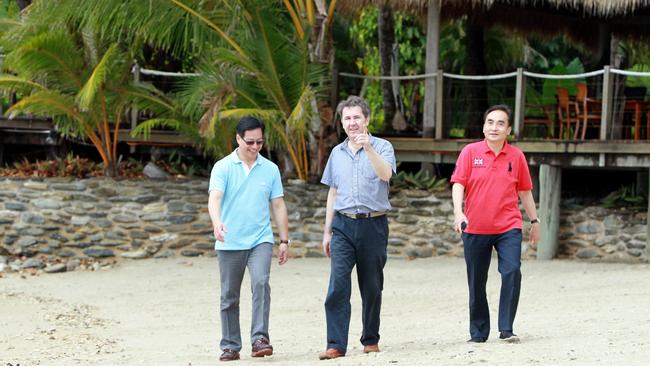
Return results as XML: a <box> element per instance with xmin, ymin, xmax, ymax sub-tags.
<box><xmin>462</xmin><ymin>229</ymin><xmax>522</xmax><ymax>340</ymax></box>
<box><xmin>325</xmin><ymin>212</ymin><xmax>388</xmax><ymax>353</ymax></box>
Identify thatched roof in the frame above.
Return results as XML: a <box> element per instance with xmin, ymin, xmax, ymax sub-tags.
<box><xmin>339</xmin><ymin>0</ymin><xmax>650</xmax><ymax>17</ymax></box>
<box><xmin>339</xmin><ymin>0</ymin><xmax>650</xmax><ymax>47</ymax></box>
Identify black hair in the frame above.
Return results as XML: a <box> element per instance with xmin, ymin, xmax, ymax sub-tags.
<box><xmin>236</xmin><ymin>116</ymin><xmax>265</xmax><ymax>137</ymax></box>
<box><xmin>483</xmin><ymin>104</ymin><xmax>512</xmax><ymax>126</ymax></box>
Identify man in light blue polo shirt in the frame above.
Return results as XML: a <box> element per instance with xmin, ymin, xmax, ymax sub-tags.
<box><xmin>208</xmin><ymin>116</ymin><xmax>289</xmax><ymax>362</ymax></box>
<box><xmin>318</xmin><ymin>96</ymin><xmax>396</xmax><ymax>360</ymax></box>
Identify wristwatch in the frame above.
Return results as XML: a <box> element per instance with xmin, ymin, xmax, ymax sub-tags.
<box><xmin>530</xmin><ymin>218</ymin><xmax>540</xmax><ymax>224</ymax></box>
<box><xmin>280</xmin><ymin>239</ymin><xmax>291</xmax><ymax>246</ymax></box>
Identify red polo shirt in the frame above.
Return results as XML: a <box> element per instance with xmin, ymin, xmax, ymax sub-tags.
<box><xmin>450</xmin><ymin>140</ymin><xmax>533</xmax><ymax>235</ymax></box>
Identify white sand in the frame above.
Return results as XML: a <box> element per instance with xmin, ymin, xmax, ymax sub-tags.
<box><xmin>1</xmin><ymin>257</ymin><xmax>649</xmax><ymax>365</ymax></box>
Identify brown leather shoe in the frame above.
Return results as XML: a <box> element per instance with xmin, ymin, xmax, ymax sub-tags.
<box><xmin>251</xmin><ymin>338</ymin><xmax>273</xmax><ymax>357</ymax></box>
<box><xmin>363</xmin><ymin>344</ymin><xmax>380</xmax><ymax>353</ymax></box>
<box><xmin>318</xmin><ymin>348</ymin><xmax>345</xmax><ymax>360</ymax></box>
<box><xmin>219</xmin><ymin>349</ymin><xmax>240</xmax><ymax>361</ymax></box>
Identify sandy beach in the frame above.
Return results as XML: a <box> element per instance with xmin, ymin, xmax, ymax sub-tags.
<box><xmin>1</xmin><ymin>256</ymin><xmax>649</xmax><ymax>365</ymax></box>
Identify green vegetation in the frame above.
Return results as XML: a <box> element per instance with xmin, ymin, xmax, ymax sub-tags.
<box><xmin>391</xmin><ymin>169</ymin><xmax>447</xmax><ymax>192</ymax></box>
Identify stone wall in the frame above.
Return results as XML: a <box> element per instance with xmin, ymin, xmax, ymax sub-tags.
<box><xmin>0</xmin><ymin>178</ymin><xmax>647</xmax><ymax>273</ymax></box>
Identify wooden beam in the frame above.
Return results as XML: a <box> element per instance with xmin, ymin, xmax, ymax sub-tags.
<box><xmin>386</xmin><ymin>137</ymin><xmax>650</xmax><ymax>155</ymax></box>
<box><xmin>117</xmin><ymin>130</ymin><xmax>193</xmax><ymax>145</ymax></box>
<box><xmin>600</xmin><ymin>65</ymin><xmax>612</xmax><ymax>140</ymax></box>
<box><xmin>537</xmin><ymin>164</ymin><xmax>561</xmax><ymax>260</ymax></box>
<box><xmin>422</xmin><ymin>0</ymin><xmax>440</xmax><ymax>138</ymax></box>
<box><xmin>0</xmin><ymin>118</ymin><xmax>54</xmax><ymax>130</ymax></box>
<box><xmin>514</xmin><ymin>67</ymin><xmax>525</xmax><ymax>139</ymax></box>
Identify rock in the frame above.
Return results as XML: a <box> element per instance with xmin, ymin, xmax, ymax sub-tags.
<box><xmin>113</xmin><ymin>214</ymin><xmax>138</xmax><ymax>223</ymax></box>
<box><xmin>51</xmin><ymin>182</ymin><xmax>86</xmax><ymax>191</ymax></box>
<box><xmin>576</xmin><ymin>248</ymin><xmax>600</xmax><ymax>259</ymax></box>
<box><xmin>18</xmin><ymin>227</ymin><xmax>45</xmax><ymax>236</ymax></box>
<box><xmin>576</xmin><ymin>221</ymin><xmax>603</xmax><ymax>234</ymax></box>
<box><xmin>95</xmin><ymin>219</ymin><xmax>113</xmax><ymax>228</ymax></box>
<box><xmin>66</xmin><ymin>259</ymin><xmax>81</xmax><ymax>271</ymax></box>
<box><xmin>21</xmin><ymin>258</ymin><xmax>45</xmax><ymax>269</ymax></box>
<box><xmin>44</xmin><ymin>263</ymin><xmax>67</xmax><ymax>273</ymax></box>
<box><xmin>144</xmin><ymin>225</ymin><xmax>163</xmax><ymax>233</ymax></box>
<box><xmin>626</xmin><ymin>240</ymin><xmax>646</xmax><ymax>250</ymax></box>
<box><xmin>93</xmin><ymin>186</ymin><xmax>118</xmax><ymax>197</ymax></box>
<box><xmin>167</xmin><ymin>215</ymin><xmax>195</xmax><ymax>225</ymax></box>
<box><xmin>24</xmin><ymin>181</ymin><xmax>48</xmax><ymax>190</ymax></box>
<box><xmin>154</xmin><ymin>250</ymin><xmax>175</xmax><ymax>258</ymax></box>
<box><xmin>388</xmin><ymin>238</ymin><xmax>405</xmax><ymax>247</ymax></box>
<box><xmin>71</xmin><ymin>216</ymin><xmax>91</xmax><ymax>225</ymax></box>
<box><xmin>21</xmin><ymin>212</ymin><xmax>45</xmax><ymax>224</ymax></box>
<box><xmin>121</xmin><ymin>250</ymin><xmax>149</xmax><ymax>259</ymax></box>
<box><xmin>4</xmin><ymin>202</ymin><xmax>28</xmax><ymax>211</ymax></box>
<box><xmin>129</xmin><ymin>231</ymin><xmax>150</xmax><ymax>239</ymax></box>
<box><xmin>17</xmin><ymin>237</ymin><xmax>38</xmax><ymax>247</ymax></box>
<box><xmin>141</xmin><ymin>213</ymin><xmax>166</xmax><ymax>221</ymax></box>
<box><xmin>193</xmin><ymin>243</ymin><xmax>214</xmax><ymax>250</ymax></box>
<box><xmin>58</xmin><ymin>249</ymin><xmax>77</xmax><ymax>257</ymax></box>
<box><xmin>143</xmin><ymin>162</ymin><xmax>170</xmax><ymax>179</ymax></box>
<box><xmin>83</xmin><ymin>247</ymin><xmax>115</xmax><ymax>258</ymax></box>
<box><xmin>180</xmin><ymin>249</ymin><xmax>202</xmax><ymax>257</ymax></box>
<box><xmin>151</xmin><ymin>233</ymin><xmax>177</xmax><ymax>243</ymax></box>
<box><xmin>627</xmin><ymin>249</ymin><xmax>644</xmax><ymax>257</ymax></box>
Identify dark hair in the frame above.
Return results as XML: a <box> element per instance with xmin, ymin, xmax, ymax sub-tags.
<box><xmin>483</xmin><ymin>104</ymin><xmax>512</xmax><ymax>126</ymax></box>
<box><xmin>236</xmin><ymin>116</ymin><xmax>264</xmax><ymax>137</ymax></box>
<box><xmin>336</xmin><ymin>95</ymin><xmax>371</xmax><ymax>119</ymax></box>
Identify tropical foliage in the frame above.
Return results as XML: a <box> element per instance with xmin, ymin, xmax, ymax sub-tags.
<box><xmin>0</xmin><ymin>25</ymin><xmax>160</xmax><ymax>176</ymax></box>
<box><xmin>131</xmin><ymin>0</ymin><xmax>326</xmax><ymax>180</ymax></box>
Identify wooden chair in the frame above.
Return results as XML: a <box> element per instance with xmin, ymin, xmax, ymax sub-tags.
<box><xmin>556</xmin><ymin>87</ymin><xmax>579</xmax><ymax>139</ymax></box>
<box><xmin>575</xmin><ymin>83</ymin><xmax>601</xmax><ymax>140</ymax></box>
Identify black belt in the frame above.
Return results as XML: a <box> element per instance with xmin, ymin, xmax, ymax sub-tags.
<box><xmin>338</xmin><ymin>211</ymin><xmax>386</xmax><ymax>219</ymax></box>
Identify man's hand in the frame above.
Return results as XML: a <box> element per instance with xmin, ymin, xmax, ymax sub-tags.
<box><xmin>453</xmin><ymin>212</ymin><xmax>469</xmax><ymax>233</ymax></box>
<box><xmin>213</xmin><ymin>222</ymin><xmax>227</xmax><ymax>242</ymax></box>
<box><xmin>322</xmin><ymin>231</ymin><xmax>332</xmax><ymax>258</ymax></box>
<box><xmin>354</xmin><ymin>126</ymin><xmax>371</xmax><ymax>149</ymax></box>
<box><xmin>278</xmin><ymin>243</ymin><xmax>288</xmax><ymax>265</ymax></box>
<box><xmin>529</xmin><ymin>223</ymin><xmax>541</xmax><ymax>248</ymax></box>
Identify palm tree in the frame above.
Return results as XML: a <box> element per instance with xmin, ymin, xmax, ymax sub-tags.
<box><xmin>128</xmin><ymin>0</ymin><xmax>326</xmax><ymax>180</ymax></box>
<box><xmin>0</xmin><ymin>28</ymin><xmax>163</xmax><ymax>176</ymax></box>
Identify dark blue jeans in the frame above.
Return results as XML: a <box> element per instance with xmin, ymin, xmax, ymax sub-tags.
<box><xmin>324</xmin><ymin>212</ymin><xmax>388</xmax><ymax>353</ymax></box>
<box><xmin>462</xmin><ymin>229</ymin><xmax>522</xmax><ymax>340</ymax></box>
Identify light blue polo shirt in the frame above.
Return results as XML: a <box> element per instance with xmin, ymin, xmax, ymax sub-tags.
<box><xmin>208</xmin><ymin>150</ymin><xmax>284</xmax><ymax>250</ymax></box>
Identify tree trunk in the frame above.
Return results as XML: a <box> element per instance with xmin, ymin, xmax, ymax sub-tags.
<box><xmin>378</xmin><ymin>6</ymin><xmax>396</xmax><ymax>133</ymax></box>
<box><xmin>464</xmin><ymin>15</ymin><xmax>488</xmax><ymax>138</ymax></box>
<box><xmin>16</xmin><ymin>0</ymin><xmax>31</xmax><ymax>10</ymax></box>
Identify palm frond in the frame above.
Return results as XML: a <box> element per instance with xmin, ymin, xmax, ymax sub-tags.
<box><xmin>0</xmin><ymin>75</ymin><xmax>46</xmax><ymax>95</ymax></box>
<box><xmin>6</xmin><ymin>90</ymin><xmax>82</xmax><ymax>121</ymax></box>
<box><xmin>6</xmin><ymin>30</ymin><xmax>84</xmax><ymax>91</ymax></box>
<box><xmin>76</xmin><ymin>44</ymin><xmax>120</xmax><ymax>110</ymax></box>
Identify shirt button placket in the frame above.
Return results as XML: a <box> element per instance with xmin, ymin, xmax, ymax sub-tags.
<box><xmin>352</xmin><ymin>155</ymin><xmax>359</xmax><ymax>211</ymax></box>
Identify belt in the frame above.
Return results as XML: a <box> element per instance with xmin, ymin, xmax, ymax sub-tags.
<box><xmin>338</xmin><ymin>211</ymin><xmax>386</xmax><ymax>219</ymax></box>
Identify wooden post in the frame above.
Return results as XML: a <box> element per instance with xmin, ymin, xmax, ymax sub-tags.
<box><xmin>647</xmin><ymin>169</ymin><xmax>650</xmax><ymax>259</ymax></box>
<box><xmin>130</xmin><ymin>62</ymin><xmax>141</xmax><ymax>153</ymax></box>
<box><xmin>422</xmin><ymin>0</ymin><xmax>440</xmax><ymax>138</ymax></box>
<box><xmin>600</xmin><ymin>65</ymin><xmax>612</xmax><ymax>141</ymax></box>
<box><xmin>0</xmin><ymin>53</ymin><xmax>4</xmax><ymax>115</ymax></box>
<box><xmin>514</xmin><ymin>67</ymin><xmax>525</xmax><ymax>139</ymax></box>
<box><xmin>435</xmin><ymin>69</ymin><xmax>443</xmax><ymax>139</ymax></box>
<box><xmin>537</xmin><ymin>164</ymin><xmax>562</xmax><ymax>260</ymax></box>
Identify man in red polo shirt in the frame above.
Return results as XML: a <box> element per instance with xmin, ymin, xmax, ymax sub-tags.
<box><xmin>451</xmin><ymin>104</ymin><xmax>541</xmax><ymax>343</ymax></box>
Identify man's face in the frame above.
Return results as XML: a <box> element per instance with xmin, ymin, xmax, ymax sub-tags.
<box><xmin>340</xmin><ymin>106</ymin><xmax>369</xmax><ymax>139</ymax></box>
<box><xmin>236</xmin><ymin>128</ymin><xmax>264</xmax><ymax>161</ymax></box>
<box><xmin>482</xmin><ymin>110</ymin><xmax>511</xmax><ymax>143</ymax></box>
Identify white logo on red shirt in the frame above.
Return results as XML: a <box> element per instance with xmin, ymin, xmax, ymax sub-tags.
<box><xmin>473</xmin><ymin>157</ymin><xmax>484</xmax><ymax>167</ymax></box>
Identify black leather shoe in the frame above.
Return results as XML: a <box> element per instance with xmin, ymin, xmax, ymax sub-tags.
<box><xmin>220</xmin><ymin>349</ymin><xmax>240</xmax><ymax>361</ymax></box>
<box><xmin>467</xmin><ymin>337</ymin><xmax>487</xmax><ymax>343</ymax></box>
<box><xmin>499</xmin><ymin>331</ymin><xmax>520</xmax><ymax>343</ymax></box>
